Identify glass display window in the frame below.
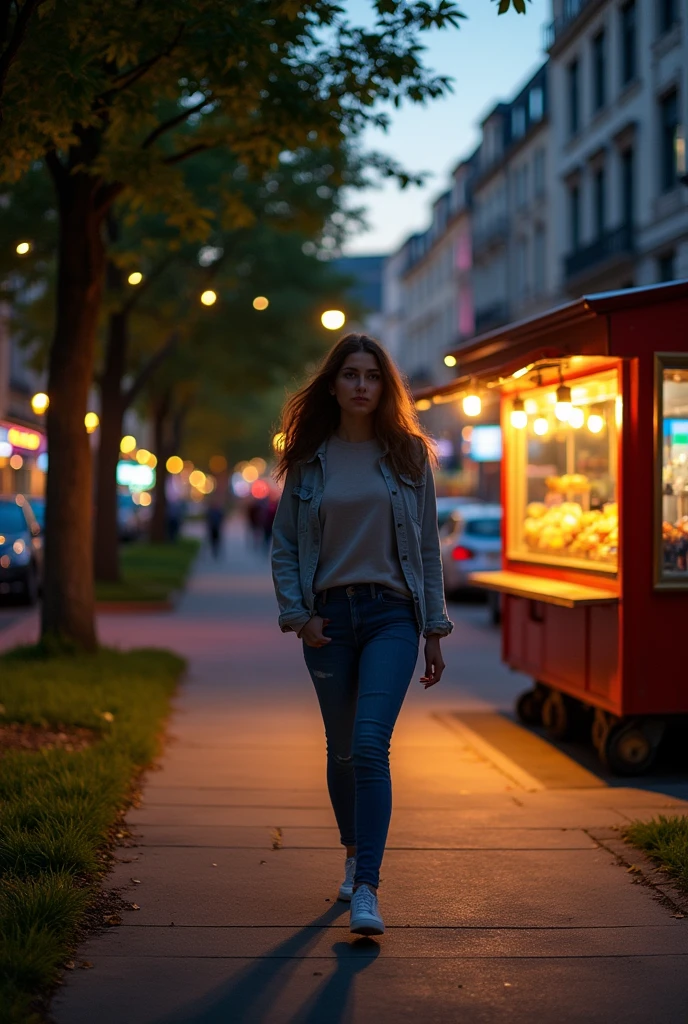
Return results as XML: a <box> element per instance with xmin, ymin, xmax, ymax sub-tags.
<box><xmin>507</xmin><ymin>367</ymin><xmax>619</xmax><ymax>573</ymax></box>
<box><xmin>656</xmin><ymin>357</ymin><xmax>688</xmax><ymax>588</ymax></box>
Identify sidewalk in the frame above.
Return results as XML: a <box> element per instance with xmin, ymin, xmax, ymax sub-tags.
<box><xmin>51</xmin><ymin>526</ymin><xmax>688</xmax><ymax>1023</ymax></box>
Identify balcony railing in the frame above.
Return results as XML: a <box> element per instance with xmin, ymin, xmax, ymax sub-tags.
<box><xmin>472</xmin><ymin>217</ymin><xmax>509</xmax><ymax>257</ymax></box>
<box><xmin>565</xmin><ymin>223</ymin><xmax>635</xmax><ymax>280</ymax></box>
<box><xmin>543</xmin><ymin>0</ymin><xmax>599</xmax><ymax>49</ymax></box>
<box><xmin>474</xmin><ymin>301</ymin><xmax>511</xmax><ymax>335</ymax></box>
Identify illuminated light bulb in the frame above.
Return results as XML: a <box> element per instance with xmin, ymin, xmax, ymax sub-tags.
<box><xmin>16</xmin><ymin>241</ymin><xmax>31</xmax><ymax>255</ymax></box>
<box><xmin>84</xmin><ymin>412</ymin><xmax>99</xmax><ymax>433</ymax></box>
<box><xmin>31</xmin><ymin>392</ymin><xmax>49</xmax><ymax>415</ymax></box>
<box><xmin>128</xmin><ymin>271</ymin><xmax>143</xmax><ymax>285</ymax></box>
<box><xmin>444</xmin><ymin>354</ymin><xmax>457</xmax><ymax>367</ymax></box>
<box><xmin>200</xmin><ymin>289</ymin><xmax>217</xmax><ymax>306</ymax></box>
<box><xmin>555</xmin><ymin>384</ymin><xmax>572</xmax><ymax>422</ymax></box>
<box><xmin>415</xmin><ymin>399</ymin><xmax>432</xmax><ymax>411</ymax></box>
<box><xmin>512</xmin><ymin>366</ymin><xmax>530</xmax><ymax>379</ymax></box>
<box><xmin>524</xmin><ymin>398</ymin><xmax>538</xmax><ymax>415</ymax></box>
<box><xmin>252</xmin><ymin>296</ymin><xmax>269</xmax><ymax>311</ymax></box>
<box><xmin>272</xmin><ymin>432</ymin><xmax>286</xmax><ymax>452</ymax></box>
<box><xmin>587</xmin><ymin>413</ymin><xmax>604</xmax><ymax>434</ymax></box>
<box><xmin>569</xmin><ymin>407</ymin><xmax>585</xmax><ymax>429</ymax></box>
<box><xmin>510</xmin><ymin>397</ymin><xmax>527</xmax><ymax>429</ymax></box>
<box><xmin>462</xmin><ymin>393</ymin><xmax>481</xmax><ymax>417</ymax></box>
<box><xmin>166</xmin><ymin>456</ymin><xmax>183</xmax><ymax>474</ymax></box>
<box><xmin>120</xmin><ymin>435</ymin><xmax>136</xmax><ymax>454</ymax></box>
<box><xmin>533</xmin><ymin>417</ymin><xmax>549</xmax><ymax>436</ymax></box>
<box><xmin>321</xmin><ymin>309</ymin><xmax>346</xmax><ymax>331</ymax></box>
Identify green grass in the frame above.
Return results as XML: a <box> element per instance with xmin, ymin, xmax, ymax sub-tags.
<box><xmin>624</xmin><ymin>815</ymin><xmax>688</xmax><ymax>894</ymax></box>
<box><xmin>95</xmin><ymin>538</ymin><xmax>200</xmax><ymax>603</ymax></box>
<box><xmin>0</xmin><ymin>646</ymin><xmax>185</xmax><ymax>1022</ymax></box>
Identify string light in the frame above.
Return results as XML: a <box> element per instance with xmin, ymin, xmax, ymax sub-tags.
<box><xmin>510</xmin><ymin>397</ymin><xmax>527</xmax><ymax>429</ymax></box>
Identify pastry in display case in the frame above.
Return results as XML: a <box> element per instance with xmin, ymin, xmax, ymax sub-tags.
<box><xmin>509</xmin><ymin>369</ymin><xmax>619</xmax><ymax>572</ymax></box>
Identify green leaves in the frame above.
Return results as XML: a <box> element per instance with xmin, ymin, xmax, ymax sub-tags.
<box><xmin>494</xmin><ymin>0</ymin><xmax>530</xmax><ymax>13</ymax></box>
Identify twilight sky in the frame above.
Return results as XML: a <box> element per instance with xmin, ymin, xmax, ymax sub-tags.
<box><xmin>342</xmin><ymin>0</ymin><xmax>550</xmax><ymax>255</ymax></box>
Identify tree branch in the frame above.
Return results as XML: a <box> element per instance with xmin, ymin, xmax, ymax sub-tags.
<box><xmin>163</xmin><ymin>142</ymin><xmax>210</xmax><ymax>166</ymax></box>
<box><xmin>121</xmin><ymin>252</ymin><xmax>177</xmax><ymax>315</ymax></box>
<box><xmin>124</xmin><ymin>330</ymin><xmax>179</xmax><ymax>408</ymax></box>
<box><xmin>100</xmin><ymin>24</ymin><xmax>185</xmax><ymax>99</ymax></box>
<box><xmin>141</xmin><ymin>94</ymin><xmax>212</xmax><ymax>150</ymax></box>
<box><xmin>0</xmin><ymin>0</ymin><xmax>46</xmax><ymax>119</ymax></box>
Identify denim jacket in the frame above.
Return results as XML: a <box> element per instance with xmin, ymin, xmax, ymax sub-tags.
<box><xmin>271</xmin><ymin>439</ymin><xmax>454</xmax><ymax>639</ymax></box>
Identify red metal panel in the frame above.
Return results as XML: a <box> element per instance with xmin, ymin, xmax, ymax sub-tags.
<box><xmin>542</xmin><ymin>606</ymin><xmax>587</xmax><ymax>691</ymax></box>
<box><xmin>588</xmin><ymin>604</ymin><xmax>619</xmax><ymax>702</ymax></box>
<box><xmin>505</xmin><ymin>596</ymin><xmax>544</xmax><ymax>676</ymax></box>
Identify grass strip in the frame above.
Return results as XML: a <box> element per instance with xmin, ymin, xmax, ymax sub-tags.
<box><xmin>624</xmin><ymin>815</ymin><xmax>688</xmax><ymax>894</ymax></box>
<box><xmin>95</xmin><ymin>538</ymin><xmax>200</xmax><ymax>603</ymax></box>
<box><xmin>0</xmin><ymin>645</ymin><xmax>185</xmax><ymax>1023</ymax></box>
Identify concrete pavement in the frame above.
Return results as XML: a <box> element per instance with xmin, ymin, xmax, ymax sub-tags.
<box><xmin>51</xmin><ymin>524</ymin><xmax>688</xmax><ymax>1023</ymax></box>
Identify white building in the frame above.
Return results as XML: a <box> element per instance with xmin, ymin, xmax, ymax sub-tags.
<box><xmin>547</xmin><ymin>0</ymin><xmax>688</xmax><ymax>293</ymax></box>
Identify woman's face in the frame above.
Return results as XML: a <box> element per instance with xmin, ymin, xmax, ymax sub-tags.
<box><xmin>331</xmin><ymin>351</ymin><xmax>383</xmax><ymax>417</ymax></box>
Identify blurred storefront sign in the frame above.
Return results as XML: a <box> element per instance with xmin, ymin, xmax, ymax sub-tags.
<box><xmin>116</xmin><ymin>460</ymin><xmax>155</xmax><ymax>490</ymax></box>
<box><xmin>0</xmin><ymin>421</ymin><xmax>47</xmax><ymax>455</ymax></box>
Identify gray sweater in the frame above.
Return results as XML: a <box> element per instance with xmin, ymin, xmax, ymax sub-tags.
<box><xmin>313</xmin><ymin>435</ymin><xmax>410</xmax><ymax>596</ymax></box>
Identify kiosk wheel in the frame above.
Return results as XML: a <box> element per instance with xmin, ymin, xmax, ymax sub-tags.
<box><xmin>599</xmin><ymin>719</ymin><xmax>665</xmax><ymax>777</ymax></box>
<box><xmin>540</xmin><ymin>692</ymin><xmax>577</xmax><ymax>741</ymax></box>
<box><xmin>516</xmin><ymin>685</ymin><xmax>546</xmax><ymax>726</ymax></box>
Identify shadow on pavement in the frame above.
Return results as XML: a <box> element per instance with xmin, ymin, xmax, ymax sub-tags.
<box><xmin>152</xmin><ymin>902</ymin><xmax>381</xmax><ymax>1024</ymax></box>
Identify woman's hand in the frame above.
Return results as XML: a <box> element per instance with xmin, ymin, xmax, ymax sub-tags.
<box><xmin>420</xmin><ymin>635</ymin><xmax>445</xmax><ymax>688</ymax></box>
<box><xmin>298</xmin><ymin>616</ymin><xmax>331</xmax><ymax>648</ymax></box>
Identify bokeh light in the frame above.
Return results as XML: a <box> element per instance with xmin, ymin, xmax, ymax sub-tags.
<box><xmin>444</xmin><ymin>355</ymin><xmax>457</xmax><ymax>367</ymax></box>
<box><xmin>252</xmin><ymin>296</ymin><xmax>269</xmax><ymax>311</ymax></box>
<box><xmin>321</xmin><ymin>309</ymin><xmax>346</xmax><ymax>331</ymax></box>
<box><xmin>272</xmin><ymin>432</ymin><xmax>285</xmax><ymax>452</ymax></box>
<box><xmin>9</xmin><ymin>454</ymin><xmax>23</xmax><ymax>470</ymax></box>
<box><xmin>31</xmin><ymin>392</ymin><xmax>49</xmax><ymax>415</ymax></box>
<box><xmin>250</xmin><ymin>456</ymin><xmax>267</xmax><ymax>474</ymax></box>
<box><xmin>462</xmin><ymin>394</ymin><xmax>481</xmax><ymax>417</ymax></box>
<box><xmin>120</xmin><ymin>435</ymin><xmax>137</xmax><ymax>454</ymax></box>
<box><xmin>200</xmin><ymin>289</ymin><xmax>217</xmax><ymax>306</ymax></box>
<box><xmin>251</xmin><ymin>480</ymin><xmax>270</xmax><ymax>499</ymax></box>
<box><xmin>166</xmin><ymin>456</ymin><xmax>183</xmax><ymax>474</ymax></box>
<box><xmin>189</xmin><ymin>469</ymin><xmax>206</xmax><ymax>489</ymax></box>
<box><xmin>16</xmin><ymin>241</ymin><xmax>31</xmax><ymax>255</ymax></box>
<box><xmin>138</xmin><ymin>491</ymin><xmax>152</xmax><ymax>507</ymax></box>
<box><xmin>84</xmin><ymin>412</ymin><xmax>99</xmax><ymax>433</ymax></box>
<box><xmin>241</xmin><ymin>465</ymin><xmax>259</xmax><ymax>483</ymax></box>
<box><xmin>209</xmin><ymin>454</ymin><xmax>227</xmax><ymax>474</ymax></box>
<box><xmin>136</xmin><ymin>449</ymin><xmax>152</xmax><ymax>465</ymax></box>
<box><xmin>128</xmin><ymin>271</ymin><xmax>143</xmax><ymax>285</ymax></box>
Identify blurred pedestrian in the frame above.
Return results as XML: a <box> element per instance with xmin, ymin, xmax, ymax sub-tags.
<box><xmin>246</xmin><ymin>498</ymin><xmax>264</xmax><ymax>550</ymax></box>
<box><xmin>260</xmin><ymin>494</ymin><xmax>278</xmax><ymax>550</ymax></box>
<box><xmin>271</xmin><ymin>333</ymin><xmax>452</xmax><ymax>937</ymax></box>
<box><xmin>206</xmin><ymin>501</ymin><xmax>224</xmax><ymax>559</ymax></box>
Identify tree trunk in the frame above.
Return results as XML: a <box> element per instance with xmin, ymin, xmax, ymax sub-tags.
<box><xmin>94</xmin><ymin>307</ymin><xmax>127</xmax><ymax>582</ymax></box>
<box><xmin>42</xmin><ymin>171</ymin><xmax>105</xmax><ymax>650</ymax></box>
<box><xmin>150</xmin><ymin>392</ymin><xmax>171</xmax><ymax>544</ymax></box>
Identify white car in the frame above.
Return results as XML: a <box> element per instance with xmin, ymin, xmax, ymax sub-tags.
<box><xmin>436</xmin><ymin>495</ymin><xmax>484</xmax><ymax>531</ymax></box>
<box><xmin>440</xmin><ymin>503</ymin><xmax>503</xmax><ymax>598</ymax></box>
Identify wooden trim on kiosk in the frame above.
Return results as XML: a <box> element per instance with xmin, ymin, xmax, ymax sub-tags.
<box><xmin>469</xmin><ymin>570</ymin><xmax>619</xmax><ymax>609</ymax></box>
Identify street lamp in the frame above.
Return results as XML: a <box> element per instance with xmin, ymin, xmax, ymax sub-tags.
<box><xmin>200</xmin><ymin>289</ymin><xmax>217</xmax><ymax>306</ymax></box>
<box><xmin>31</xmin><ymin>392</ymin><xmax>49</xmax><ymax>415</ymax></box>
<box><xmin>321</xmin><ymin>309</ymin><xmax>346</xmax><ymax>331</ymax></box>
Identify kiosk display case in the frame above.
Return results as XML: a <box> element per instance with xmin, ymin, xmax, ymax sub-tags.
<box><xmin>417</xmin><ymin>282</ymin><xmax>688</xmax><ymax>775</ymax></box>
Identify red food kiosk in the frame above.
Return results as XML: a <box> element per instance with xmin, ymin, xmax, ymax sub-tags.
<box><xmin>419</xmin><ymin>281</ymin><xmax>688</xmax><ymax>774</ymax></box>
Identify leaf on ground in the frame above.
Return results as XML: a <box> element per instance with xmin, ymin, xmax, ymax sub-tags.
<box><xmin>131</xmin><ymin>878</ymin><xmax>141</xmax><ymax>883</ymax></box>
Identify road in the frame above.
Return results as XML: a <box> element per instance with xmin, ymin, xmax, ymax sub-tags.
<box><xmin>26</xmin><ymin>522</ymin><xmax>688</xmax><ymax>1022</ymax></box>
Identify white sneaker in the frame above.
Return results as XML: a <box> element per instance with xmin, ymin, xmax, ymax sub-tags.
<box><xmin>349</xmin><ymin>885</ymin><xmax>384</xmax><ymax>936</ymax></box>
<box><xmin>338</xmin><ymin>856</ymin><xmax>356</xmax><ymax>901</ymax></box>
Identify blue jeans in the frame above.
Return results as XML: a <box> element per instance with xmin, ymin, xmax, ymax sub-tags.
<box><xmin>303</xmin><ymin>583</ymin><xmax>420</xmax><ymax>889</ymax></box>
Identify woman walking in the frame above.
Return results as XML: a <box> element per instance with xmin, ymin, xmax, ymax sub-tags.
<box><xmin>271</xmin><ymin>333</ymin><xmax>452</xmax><ymax>936</ymax></box>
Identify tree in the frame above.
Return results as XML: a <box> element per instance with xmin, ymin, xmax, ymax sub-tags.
<box><xmin>0</xmin><ymin>0</ymin><xmax>466</xmax><ymax>649</ymax></box>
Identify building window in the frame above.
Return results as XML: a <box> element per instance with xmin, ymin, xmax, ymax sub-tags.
<box><xmin>592</xmin><ymin>30</ymin><xmax>606</xmax><ymax>112</ymax></box>
<box><xmin>621</xmin><ymin>148</ymin><xmax>635</xmax><ymax>226</ymax></box>
<box><xmin>568</xmin><ymin>59</ymin><xmax>580</xmax><ymax>136</ymax></box>
<box><xmin>594</xmin><ymin>167</ymin><xmax>606</xmax><ymax>239</ymax></box>
<box><xmin>658</xmin><ymin>252</ymin><xmax>676</xmax><ymax>282</ymax></box>
<box><xmin>620</xmin><ymin>1</ymin><xmax>637</xmax><ymax>86</ymax></box>
<box><xmin>529</xmin><ymin>86</ymin><xmax>544</xmax><ymax>123</ymax></box>
<box><xmin>660</xmin><ymin>89</ymin><xmax>679</xmax><ymax>193</ymax></box>
<box><xmin>569</xmin><ymin>184</ymin><xmax>581</xmax><ymax>251</ymax></box>
<box><xmin>533</xmin><ymin>226</ymin><xmax>546</xmax><ymax>295</ymax></box>
<box><xmin>511</xmin><ymin>106</ymin><xmax>526</xmax><ymax>139</ymax></box>
<box><xmin>658</xmin><ymin>0</ymin><xmax>678</xmax><ymax>35</ymax></box>
<box><xmin>533</xmin><ymin>148</ymin><xmax>546</xmax><ymax>197</ymax></box>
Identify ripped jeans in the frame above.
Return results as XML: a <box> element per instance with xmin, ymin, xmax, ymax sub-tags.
<box><xmin>303</xmin><ymin>583</ymin><xmax>420</xmax><ymax>889</ymax></box>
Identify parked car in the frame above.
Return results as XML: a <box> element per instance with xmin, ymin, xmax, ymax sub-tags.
<box><xmin>0</xmin><ymin>495</ymin><xmax>43</xmax><ymax>604</ymax></box>
<box><xmin>436</xmin><ymin>495</ymin><xmax>484</xmax><ymax>530</ymax></box>
<box><xmin>440</xmin><ymin>503</ymin><xmax>502</xmax><ymax>600</ymax></box>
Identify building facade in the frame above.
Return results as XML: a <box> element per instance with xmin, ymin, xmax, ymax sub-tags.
<box><xmin>547</xmin><ymin>0</ymin><xmax>688</xmax><ymax>294</ymax></box>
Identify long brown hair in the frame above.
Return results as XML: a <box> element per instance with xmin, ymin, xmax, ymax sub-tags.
<box><xmin>275</xmin><ymin>333</ymin><xmax>436</xmax><ymax>482</ymax></box>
